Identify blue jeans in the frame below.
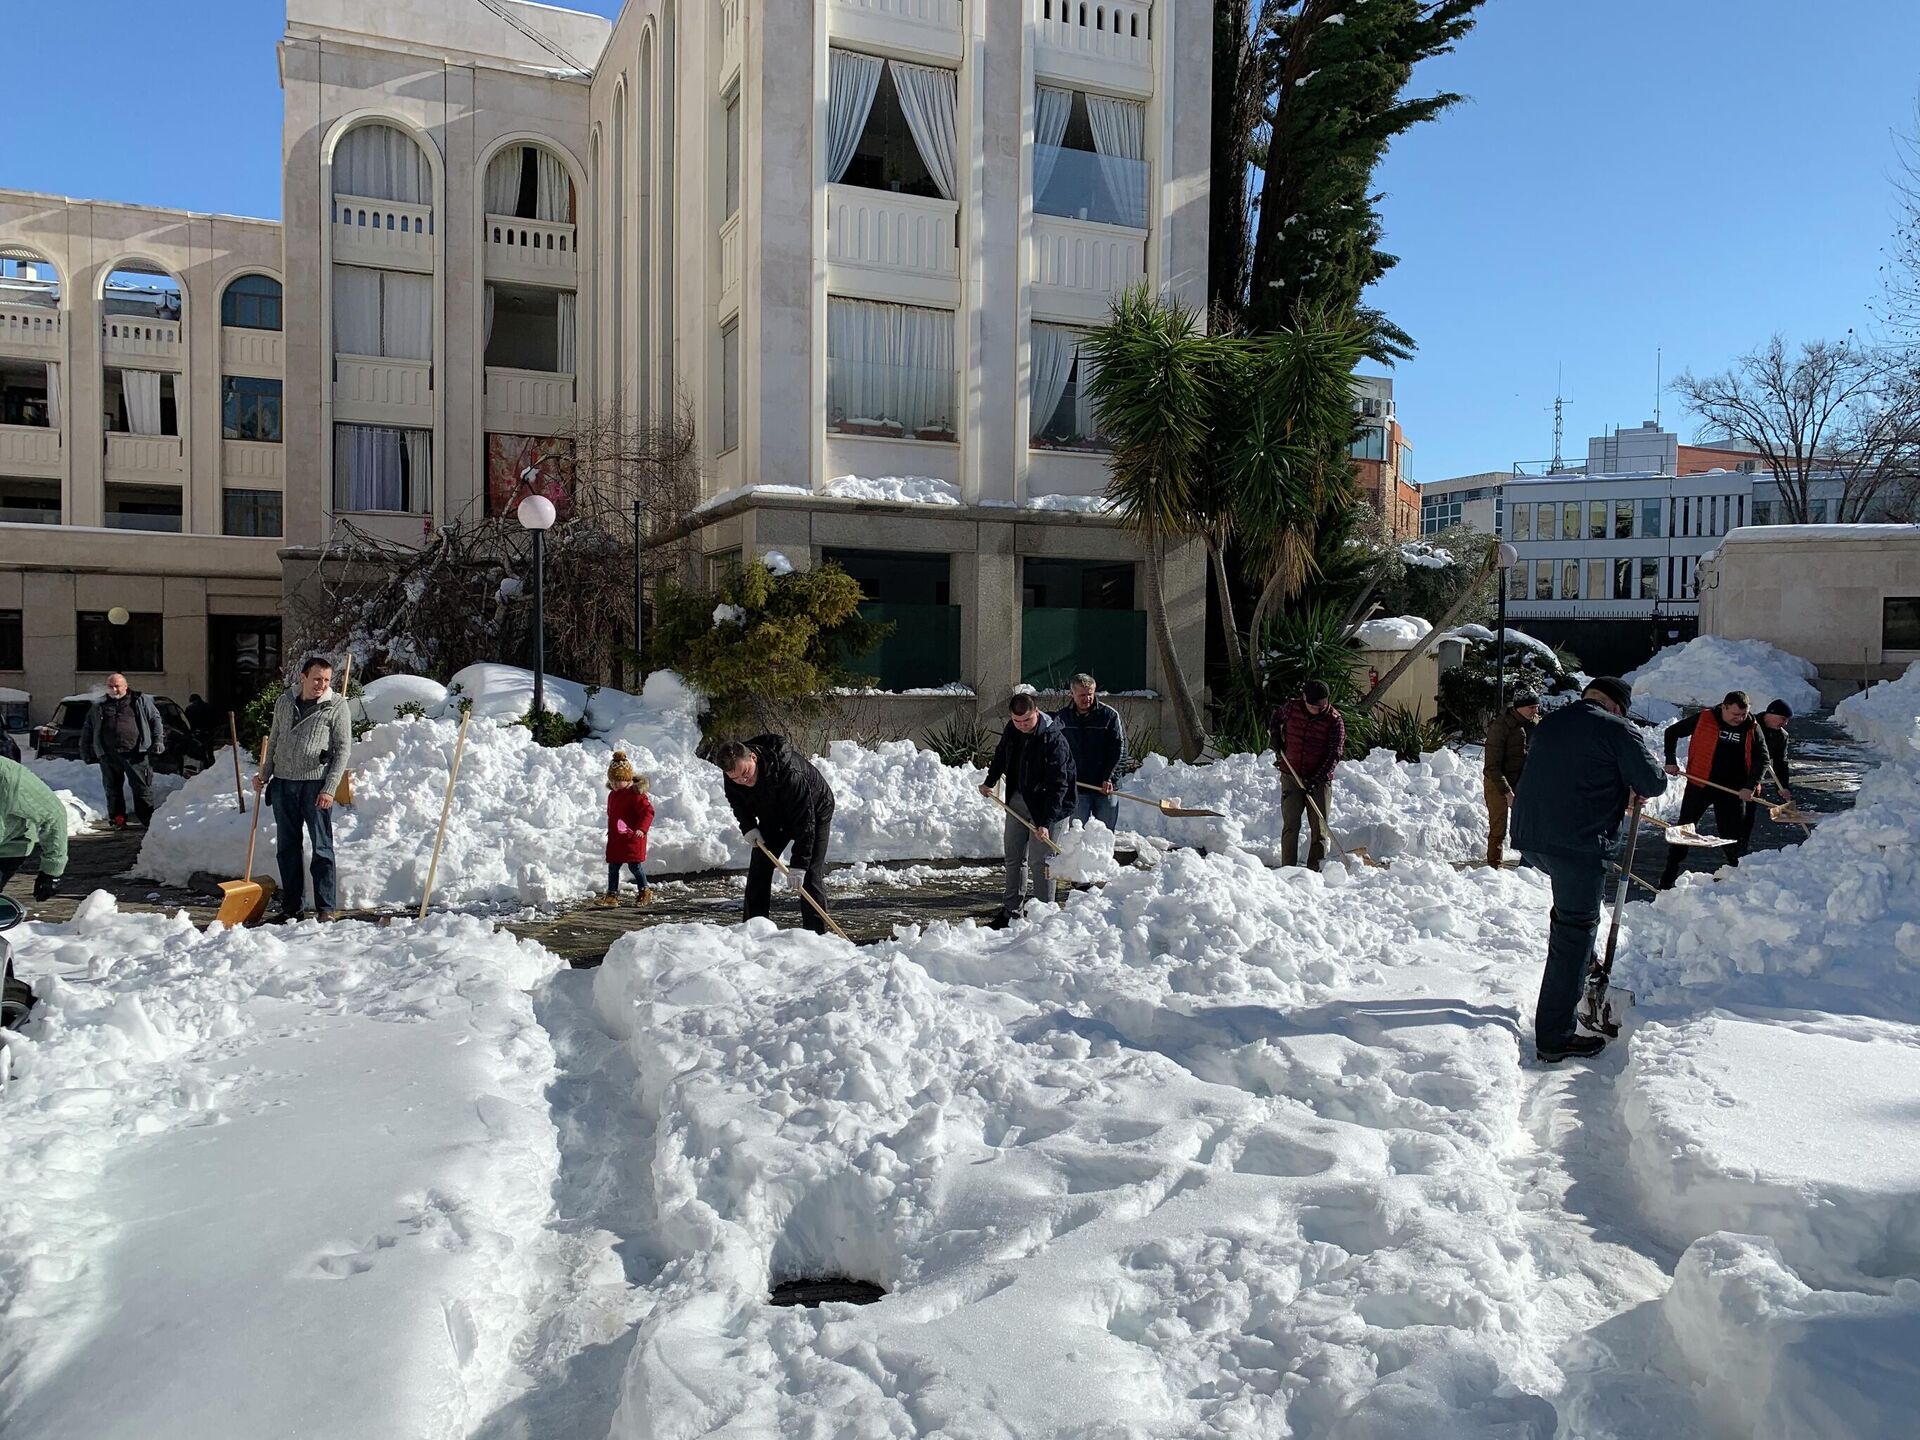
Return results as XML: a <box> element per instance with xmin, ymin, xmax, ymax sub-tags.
<box><xmin>606</xmin><ymin>862</ymin><xmax>648</xmax><ymax>894</ymax></box>
<box><xmin>1521</xmin><ymin>846</ymin><xmax>1605</xmax><ymax>1050</ymax></box>
<box><xmin>1071</xmin><ymin>788</ymin><xmax>1120</xmax><ymax>830</ymax></box>
<box><xmin>270</xmin><ymin>779</ymin><xmax>336</xmax><ymax>915</ymax></box>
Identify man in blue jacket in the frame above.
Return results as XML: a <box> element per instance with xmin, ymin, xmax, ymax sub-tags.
<box><xmin>1511</xmin><ymin>676</ymin><xmax>1667</xmax><ymax>1063</ymax></box>
<box><xmin>1057</xmin><ymin>672</ymin><xmax>1125</xmax><ymax>829</ymax></box>
<box><xmin>981</xmin><ymin>692</ymin><xmax>1077</xmax><ymax>926</ymax></box>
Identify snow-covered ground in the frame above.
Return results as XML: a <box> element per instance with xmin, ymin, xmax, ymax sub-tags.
<box><xmin>23</xmin><ymin>754</ymin><xmax>187</xmax><ymax>831</ymax></box>
<box><xmin>1623</xmin><ymin>635</ymin><xmax>1821</xmax><ymax>724</ymax></box>
<box><xmin>9</xmin><ymin>665</ymin><xmax>1917</xmax><ymax>1436</ymax></box>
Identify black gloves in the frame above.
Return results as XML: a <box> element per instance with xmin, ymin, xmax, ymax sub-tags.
<box><xmin>33</xmin><ymin>872</ymin><xmax>56</xmax><ymax>901</ymax></box>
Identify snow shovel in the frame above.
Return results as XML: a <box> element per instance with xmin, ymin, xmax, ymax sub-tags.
<box><xmin>1641</xmin><ymin>813</ymin><xmax>1738</xmax><ymax>848</ymax></box>
<box><xmin>333</xmin><ymin>654</ymin><xmax>356</xmax><ymax>807</ymax></box>
<box><xmin>228</xmin><ymin>711</ymin><xmax>246</xmax><ymax>814</ymax></box>
<box><xmin>416</xmin><ymin>710</ymin><xmax>473</xmax><ymax>920</ymax></box>
<box><xmin>1081</xmin><ymin>781</ymin><xmax>1223</xmax><ymax>819</ymax></box>
<box><xmin>1276</xmin><ymin>752</ymin><xmax>1379</xmax><ymax>868</ymax></box>
<box><xmin>985</xmin><ymin>788</ymin><xmax>1062</xmax><ymax>854</ymax></box>
<box><xmin>1682</xmin><ymin>771</ymin><xmax>1815</xmax><ymax>831</ymax></box>
<box><xmin>1583</xmin><ymin>797</ymin><xmax>1643</xmax><ymax>1037</ymax></box>
<box><xmin>751</xmin><ymin>841</ymin><xmax>852</xmax><ymax>941</ymax></box>
<box><xmin>214</xmin><ymin>736</ymin><xmax>277</xmax><ymax>928</ymax></box>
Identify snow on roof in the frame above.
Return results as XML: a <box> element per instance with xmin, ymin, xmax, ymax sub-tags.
<box><xmin>1724</xmin><ymin>523</ymin><xmax>1920</xmax><ymax>543</ymax></box>
<box><xmin>1353</xmin><ymin>615</ymin><xmax>1433</xmax><ymax>652</ymax></box>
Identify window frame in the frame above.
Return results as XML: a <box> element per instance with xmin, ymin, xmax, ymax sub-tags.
<box><xmin>1884</xmin><ymin>597</ymin><xmax>1920</xmax><ymax>652</ymax></box>
<box><xmin>222</xmin><ymin>488</ymin><xmax>284</xmax><ymax>538</ymax></box>
<box><xmin>76</xmin><ymin>610</ymin><xmax>165</xmax><ymax>672</ymax></box>
<box><xmin>720</xmin><ymin>320</ymin><xmax>741</xmax><ymax>454</ymax></box>
<box><xmin>221</xmin><ymin>273</ymin><xmax>284</xmax><ymax>332</ymax></box>
<box><xmin>0</xmin><ymin>608</ymin><xmax>21</xmax><ymax>670</ymax></box>
<box><xmin>221</xmin><ymin>375</ymin><xmax>284</xmax><ymax>443</ymax></box>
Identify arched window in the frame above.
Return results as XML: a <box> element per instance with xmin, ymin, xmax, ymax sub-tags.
<box><xmin>482</xmin><ymin>142</ymin><xmax>577</xmax><ymax>223</ymax></box>
<box><xmin>332</xmin><ymin>122</ymin><xmax>431</xmax><ymax>204</ymax></box>
<box><xmin>221</xmin><ymin>274</ymin><xmax>283</xmax><ymax>331</ymax></box>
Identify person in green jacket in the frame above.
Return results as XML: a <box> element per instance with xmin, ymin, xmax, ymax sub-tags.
<box><xmin>0</xmin><ymin>754</ymin><xmax>68</xmax><ymax>902</ymax></box>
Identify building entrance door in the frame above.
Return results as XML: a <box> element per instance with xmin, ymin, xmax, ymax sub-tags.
<box><xmin>207</xmin><ymin>615</ymin><xmax>282</xmax><ymax>720</ymax></box>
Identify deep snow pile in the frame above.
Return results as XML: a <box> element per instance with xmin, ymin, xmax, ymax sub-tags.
<box><xmin>1835</xmin><ymin>659</ymin><xmax>1920</xmax><ymax>756</ymax></box>
<box><xmin>1623</xmin><ymin>635</ymin><xmax>1820</xmax><ymax>722</ymax></box>
<box><xmin>357</xmin><ymin>672</ymin><xmax>447</xmax><ymax>724</ymax></box>
<box><xmin>1353</xmin><ymin>613</ymin><xmax>1433</xmax><ymax>651</ymax></box>
<box><xmin>0</xmin><ymin>903</ymin><xmax>562</xmax><ymax>1439</ymax></box>
<box><xmin>24</xmin><ymin>755</ymin><xmax>185</xmax><ymax>830</ymax></box>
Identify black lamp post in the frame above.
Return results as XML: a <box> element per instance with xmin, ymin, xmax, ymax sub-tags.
<box><xmin>517</xmin><ymin>493</ymin><xmax>557</xmax><ymax>721</ymax></box>
<box><xmin>1494</xmin><ymin>541</ymin><xmax>1519</xmax><ymax>711</ymax></box>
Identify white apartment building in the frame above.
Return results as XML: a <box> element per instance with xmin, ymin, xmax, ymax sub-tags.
<box><xmin>0</xmin><ymin>195</ymin><xmax>287</xmax><ymax>717</ymax></box>
<box><xmin>3</xmin><ymin>0</ymin><xmax>1211</xmax><ymax>734</ymax></box>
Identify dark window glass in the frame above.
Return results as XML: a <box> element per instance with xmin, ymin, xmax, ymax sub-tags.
<box><xmin>0</xmin><ymin>609</ymin><xmax>21</xmax><ymax>670</ymax></box>
<box><xmin>76</xmin><ymin>611</ymin><xmax>164</xmax><ymax>672</ymax></box>
<box><xmin>1023</xmin><ymin>557</ymin><xmax>1134</xmax><ymax>610</ymax></box>
<box><xmin>1885</xmin><ymin>598</ymin><xmax>1920</xmax><ymax>652</ymax></box>
<box><xmin>838</xmin><ymin>62</ymin><xmax>946</xmax><ymax>201</ymax></box>
<box><xmin>222</xmin><ymin>376</ymin><xmax>283</xmax><ymax>442</ymax></box>
<box><xmin>221</xmin><ymin>274</ymin><xmax>283</xmax><ymax>331</ymax></box>
<box><xmin>222</xmin><ymin>489</ymin><xmax>283</xmax><ymax>537</ymax></box>
<box><xmin>822</xmin><ymin>549</ymin><xmax>952</xmax><ymax>605</ymax></box>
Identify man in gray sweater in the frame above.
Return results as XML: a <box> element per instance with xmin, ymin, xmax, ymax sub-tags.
<box><xmin>253</xmin><ymin>655</ymin><xmax>353</xmax><ymax>922</ymax></box>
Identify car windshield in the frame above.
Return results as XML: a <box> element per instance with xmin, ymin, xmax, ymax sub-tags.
<box><xmin>51</xmin><ymin>701</ymin><xmax>92</xmax><ymax>729</ymax></box>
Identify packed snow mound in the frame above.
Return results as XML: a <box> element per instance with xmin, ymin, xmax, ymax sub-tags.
<box><xmin>357</xmin><ymin>673</ymin><xmax>447</xmax><ymax>725</ymax></box>
<box><xmin>1353</xmin><ymin>614</ymin><xmax>1433</xmax><ymax>651</ymax></box>
<box><xmin>443</xmin><ymin>661</ymin><xmax>593</xmax><ymax>720</ymax></box>
<box><xmin>1656</xmin><ymin>1234</ymin><xmax>1920</xmax><ymax>1440</ymax></box>
<box><xmin>1624</xmin><ymin>636</ymin><xmax>1819</xmax><ymax>722</ymax></box>
<box><xmin>822</xmin><ymin>474</ymin><xmax>962</xmax><ymax>506</ymax></box>
<box><xmin>1448</xmin><ymin>623</ymin><xmax>1560</xmax><ymax>664</ymax></box>
<box><xmin>1019</xmin><ymin>491</ymin><xmax>1113</xmax><ymax>512</ymax></box>
<box><xmin>1836</xmin><ymin>660</ymin><xmax>1920</xmax><ymax>756</ymax></box>
<box><xmin>24</xmin><ymin>755</ymin><xmax>185</xmax><ymax>830</ymax></box>
<box><xmin>0</xmin><ymin>906</ymin><xmax>560</xmax><ymax>1437</ymax></box>
<box><xmin>1050</xmin><ymin>816</ymin><xmax>1121</xmax><ymax>883</ymax></box>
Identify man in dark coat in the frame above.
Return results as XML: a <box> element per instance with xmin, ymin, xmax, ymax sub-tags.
<box><xmin>982</xmin><ymin>692</ymin><xmax>1077</xmax><ymax>925</ymax></box>
<box><xmin>1658</xmin><ymin>690</ymin><xmax>1770</xmax><ymax>888</ymax></box>
<box><xmin>1482</xmin><ymin>691</ymin><xmax>1540</xmax><ymax>868</ymax></box>
<box><xmin>1057</xmin><ymin>672</ymin><xmax>1126</xmax><ymax>829</ymax></box>
<box><xmin>79</xmin><ymin>673</ymin><xmax>166</xmax><ymax>828</ymax></box>
<box><xmin>1512</xmin><ymin>675</ymin><xmax>1667</xmax><ymax>1064</ymax></box>
<box><xmin>1744</xmin><ymin>699</ymin><xmax>1795</xmax><ymax>843</ymax></box>
<box><xmin>717</xmin><ymin>734</ymin><xmax>837</xmax><ymax>934</ymax></box>
<box><xmin>1269</xmin><ymin>680</ymin><xmax>1346</xmax><ymax>868</ymax></box>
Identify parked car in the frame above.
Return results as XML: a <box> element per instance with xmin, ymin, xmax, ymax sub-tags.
<box><xmin>30</xmin><ymin>693</ymin><xmax>207</xmax><ymax>775</ymax></box>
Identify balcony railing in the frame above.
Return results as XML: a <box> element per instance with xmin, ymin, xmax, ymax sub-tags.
<box><xmin>221</xmin><ymin>326</ymin><xmax>284</xmax><ymax>375</ymax></box>
<box><xmin>719</xmin><ymin>212</ymin><xmax>742</xmax><ymax>318</ymax></box>
<box><xmin>1030</xmin><ymin>213</ymin><xmax>1146</xmax><ymax>323</ymax></box>
<box><xmin>0</xmin><ymin>303</ymin><xmax>62</xmax><ymax>357</ymax></box>
<box><xmin>0</xmin><ymin>505</ymin><xmax>60</xmax><ymax>525</ymax></box>
<box><xmin>483</xmin><ymin>215</ymin><xmax>578</xmax><ymax>287</ymax></box>
<box><xmin>331</xmin><ymin>194</ymin><xmax>435</xmax><ymax>273</ymax></box>
<box><xmin>826</xmin><ymin>185</ymin><xmax>961</xmax><ymax>303</ymax></box>
<box><xmin>334</xmin><ymin>354</ymin><xmax>433</xmax><ymax>426</ymax></box>
<box><xmin>829</xmin><ymin>0</ymin><xmax>964</xmax><ymax>63</ymax></box>
<box><xmin>104</xmin><ymin>433</ymin><xmax>186</xmax><ymax>481</ymax></box>
<box><xmin>103</xmin><ymin>317</ymin><xmax>183</xmax><ymax>365</ymax></box>
<box><xmin>718</xmin><ymin>0</ymin><xmax>743</xmax><ymax>83</ymax></box>
<box><xmin>222</xmin><ymin>438</ymin><xmax>285</xmax><ymax>484</ymax></box>
<box><xmin>0</xmin><ymin>423</ymin><xmax>60</xmax><ymax>472</ymax></box>
<box><xmin>104</xmin><ymin>510</ymin><xmax>184</xmax><ymax>534</ymax></box>
<box><xmin>1034</xmin><ymin>0</ymin><xmax>1154</xmax><ymax>96</ymax></box>
<box><xmin>484</xmin><ymin>367</ymin><xmax>576</xmax><ymax>435</ymax></box>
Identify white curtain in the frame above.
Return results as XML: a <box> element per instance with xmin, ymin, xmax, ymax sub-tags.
<box><xmin>1074</xmin><ymin>342</ymin><xmax>1103</xmax><ymax>441</ymax></box>
<box><xmin>333</xmin><ymin>122</ymin><xmax>431</xmax><ymax>204</ymax></box>
<box><xmin>402</xmin><ymin>429</ymin><xmax>432</xmax><ymax>510</ymax></box>
<box><xmin>826</xmin><ymin>50</ymin><xmax>884</xmax><ymax>184</ymax></box>
<box><xmin>123</xmin><ymin>369</ymin><xmax>163</xmax><ymax>436</ymax></box>
<box><xmin>484</xmin><ymin>284</ymin><xmax>497</xmax><ymax>350</ymax></box>
<box><xmin>890</xmin><ymin>61</ymin><xmax>958</xmax><ymax>202</ymax></box>
<box><xmin>335</xmin><ymin>424</ymin><xmax>403</xmax><ymax>511</ymax></box>
<box><xmin>484</xmin><ymin>147</ymin><xmax>524</xmax><ymax>216</ymax></box>
<box><xmin>1032</xmin><ymin>86</ymin><xmax>1073</xmax><ymax>203</ymax></box>
<box><xmin>1029</xmin><ymin>324</ymin><xmax>1078</xmax><ymax>440</ymax></box>
<box><xmin>827</xmin><ymin>298</ymin><xmax>954</xmax><ymax>434</ymax></box>
<box><xmin>557</xmin><ymin>290</ymin><xmax>577</xmax><ymax>373</ymax></box>
<box><xmin>380</xmin><ymin>271</ymin><xmax>433</xmax><ymax>361</ymax></box>
<box><xmin>1085</xmin><ymin>95</ymin><xmax>1147</xmax><ymax>229</ymax></box>
<box><xmin>535</xmin><ymin>150</ymin><xmax>572</xmax><ymax>222</ymax></box>
<box><xmin>44</xmin><ymin>362</ymin><xmax>60</xmax><ymax>428</ymax></box>
<box><xmin>332</xmin><ymin>266</ymin><xmax>383</xmax><ymax>355</ymax></box>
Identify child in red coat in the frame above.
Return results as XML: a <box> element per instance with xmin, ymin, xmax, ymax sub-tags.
<box><xmin>598</xmin><ymin>751</ymin><xmax>654</xmax><ymax>906</ymax></box>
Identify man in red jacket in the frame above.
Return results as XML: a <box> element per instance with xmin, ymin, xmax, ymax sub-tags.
<box><xmin>1658</xmin><ymin>690</ymin><xmax>1769</xmax><ymax>889</ymax></box>
<box><xmin>1269</xmin><ymin>680</ymin><xmax>1347</xmax><ymax>868</ymax></box>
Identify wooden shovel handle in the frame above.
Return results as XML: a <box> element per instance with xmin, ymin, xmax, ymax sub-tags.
<box><xmin>417</xmin><ymin>711</ymin><xmax>473</xmax><ymax>919</ymax></box>
<box><xmin>753</xmin><ymin>841</ymin><xmax>851</xmax><ymax>941</ymax></box>
<box><xmin>244</xmin><ymin>734</ymin><xmax>271</xmax><ymax>879</ymax></box>
<box><xmin>229</xmin><ymin>711</ymin><xmax>246</xmax><ymax>813</ymax></box>
<box><xmin>985</xmin><ymin>788</ymin><xmax>1062</xmax><ymax>854</ymax></box>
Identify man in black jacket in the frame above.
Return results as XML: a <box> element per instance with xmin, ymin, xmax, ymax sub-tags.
<box><xmin>79</xmin><ymin>674</ymin><xmax>166</xmax><ymax>828</ymax></box>
<box><xmin>1744</xmin><ymin>699</ymin><xmax>1795</xmax><ymax>844</ymax></box>
<box><xmin>1512</xmin><ymin>676</ymin><xmax>1667</xmax><ymax>1063</ymax></box>
<box><xmin>982</xmin><ymin>692</ymin><xmax>1077</xmax><ymax>925</ymax></box>
<box><xmin>1057</xmin><ymin>672</ymin><xmax>1125</xmax><ymax>829</ymax></box>
<box><xmin>1658</xmin><ymin>690</ymin><xmax>1771</xmax><ymax>889</ymax></box>
<box><xmin>716</xmin><ymin>734</ymin><xmax>837</xmax><ymax>934</ymax></box>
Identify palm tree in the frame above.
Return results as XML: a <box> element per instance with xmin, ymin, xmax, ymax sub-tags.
<box><xmin>1081</xmin><ymin>289</ymin><xmax>1221</xmax><ymax>757</ymax></box>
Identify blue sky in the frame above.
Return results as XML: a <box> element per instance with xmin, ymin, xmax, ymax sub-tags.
<box><xmin>11</xmin><ymin>1</ymin><xmax>1918</xmax><ymax>482</ymax></box>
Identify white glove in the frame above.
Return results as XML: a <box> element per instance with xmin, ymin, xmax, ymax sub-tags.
<box><xmin>786</xmin><ymin>868</ymin><xmax>807</xmax><ymax>892</ymax></box>
<box><xmin>743</xmin><ymin>827</ymin><xmax>764</xmax><ymax>851</ymax></box>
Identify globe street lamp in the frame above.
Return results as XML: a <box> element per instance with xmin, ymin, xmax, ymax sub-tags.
<box><xmin>516</xmin><ymin>493</ymin><xmax>557</xmax><ymax>722</ymax></box>
<box><xmin>1494</xmin><ymin>541</ymin><xmax>1520</xmax><ymax>712</ymax></box>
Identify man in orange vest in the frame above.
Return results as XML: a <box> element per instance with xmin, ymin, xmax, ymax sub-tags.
<box><xmin>1657</xmin><ymin>689</ymin><xmax>1770</xmax><ymax>889</ymax></box>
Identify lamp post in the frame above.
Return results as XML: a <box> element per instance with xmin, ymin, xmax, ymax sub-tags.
<box><xmin>1493</xmin><ymin>542</ymin><xmax>1519</xmax><ymax>712</ymax></box>
<box><xmin>517</xmin><ymin>493</ymin><xmax>557</xmax><ymax>722</ymax></box>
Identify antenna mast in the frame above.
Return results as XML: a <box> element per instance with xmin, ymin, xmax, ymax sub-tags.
<box><xmin>1550</xmin><ymin>363</ymin><xmax>1568</xmax><ymax>472</ymax></box>
<box><xmin>1654</xmin><ymin>347</ymin><xmax>1663</xmax><ymax>427</ymax></box>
